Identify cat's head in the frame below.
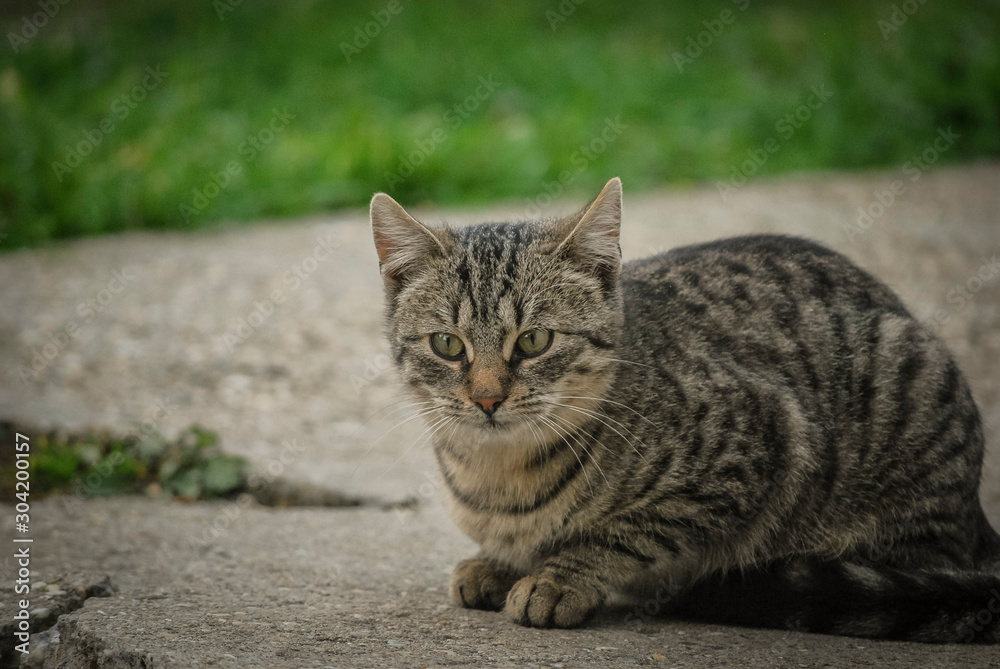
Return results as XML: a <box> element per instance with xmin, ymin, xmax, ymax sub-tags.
<box><xmin>370</xmin><ymin>178</ymin><xmax>625</xmax><ymax>454</ymax></box>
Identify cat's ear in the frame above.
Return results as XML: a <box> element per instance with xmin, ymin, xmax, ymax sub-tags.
<box><xmin>370</xmin><ymin>193</ymin><xmax>451</xmax><ymax>287</ymax></box>
<box><xmin>551</xmin><ymin>177</ymin><xmax>622</xmax><ymax>274</ymax></box>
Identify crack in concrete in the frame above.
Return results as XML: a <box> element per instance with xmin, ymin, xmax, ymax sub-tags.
<box><xmin>0</xmin><ymin>575</ymin><xmax>117</xmax><ymax>668</ymax></box>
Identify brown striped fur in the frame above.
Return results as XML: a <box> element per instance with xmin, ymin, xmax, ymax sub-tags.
<box><xmin>370</xmin><ymin>179</ymin><xmax>1000</xmax><ymax>642</ymax></box>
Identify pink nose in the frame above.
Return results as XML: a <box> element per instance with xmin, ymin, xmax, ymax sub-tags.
<box><xmin>472</xmin><ymin>395</ymin><xmax>504</xmax><ymax>415</ymax></box>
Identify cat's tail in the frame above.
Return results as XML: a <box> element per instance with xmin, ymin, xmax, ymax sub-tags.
<box><xmin>675</xmin><ymin>558</ymin><xmax>1000</xmax><ymax>643</ymax></box>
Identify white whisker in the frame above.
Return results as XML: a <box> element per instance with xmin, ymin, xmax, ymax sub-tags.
<box><xmin>554</xmin><ymin>394</ymin><xmax>660</xmax><ymax>427</ymax></box>
<box><xmin>605</xmin><ymin>357</ymin><xmax>658</xmax><ymax>371</ymax></box>
<box><xmin>374</xmin><ymin>412</ymin><xmax>454</xmax><ymax>481</ymax></box>
<box><xmin>350</xmin><ymin>405</ymin><xmax>444</xmax><ymax>480</ymax></box>
<box><xmin>536</xmin><ymin>414</ymin><xmax>597</xmax><ymax>495</ymax></box>
<box><xmin>543</xmin><ymin>399</ymin><xmax>650</xmax><ymax>465</ymax></box>
<box><xmin>544</xmin><ymin>412</ymin><xmax>611</xmax><ymax>489</ymax></box>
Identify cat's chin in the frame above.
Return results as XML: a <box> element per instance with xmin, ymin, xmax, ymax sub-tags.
<box><xmin>449</xmin><ymin>415</ymin><xmax>541</xmax><ymax>452</ymax></box>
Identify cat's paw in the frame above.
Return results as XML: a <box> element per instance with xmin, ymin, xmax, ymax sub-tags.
<box><xmin>505</xmin><ymin>575</ymin><xmax>603</xmax><ymax>628</ymax></box>
<box><xmin>450</xmin><ymin>559</ymin><xmax>519</xmax><ymax>611</ymax></box>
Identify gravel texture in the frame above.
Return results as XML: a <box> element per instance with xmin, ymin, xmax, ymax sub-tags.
<box><xmin>0</xmin><ymin>162</ymin><xmax>998</xmax><ymax>667</ymax></box>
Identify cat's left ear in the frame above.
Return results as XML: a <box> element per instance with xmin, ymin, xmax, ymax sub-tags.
<box><xmin>370</xmin><ymin>193</ymin><xmax>452</xmax><ymax>289</ymax></box>
<box><xmin>551</xmin><ymin>177</ymin><xmax>622</xmax><ymax>275</ymax></box>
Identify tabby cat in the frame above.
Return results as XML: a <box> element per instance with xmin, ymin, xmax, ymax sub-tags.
<box><xmin>370</xmin><ymin>178</ymin><xmax>1000</xmax><ymax>643</ymax></box>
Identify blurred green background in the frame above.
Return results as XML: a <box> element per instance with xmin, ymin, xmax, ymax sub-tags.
<box><xmin>1</xmin><ymin>0</ymin><xmax>998</xmax><ymax>250</ymax></box>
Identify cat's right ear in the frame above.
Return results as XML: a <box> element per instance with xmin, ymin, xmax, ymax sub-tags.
<box><xmin>370</xmin><ymin>193</ymin><xmax>451</xmax><ymax>289</ymax></box>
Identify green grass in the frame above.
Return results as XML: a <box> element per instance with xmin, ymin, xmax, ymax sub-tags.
<box><xmin>1</xmin><ymin>0</ymin><xmax>999</xmax><ymax>248</ymax></box>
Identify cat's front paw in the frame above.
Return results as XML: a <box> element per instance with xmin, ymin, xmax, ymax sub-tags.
<box><xmin>450</xmin><ymin>559</ymin><xmax>519</xmax><ymax>611</ymax></box>
<box><xmin>505</xmin><ymin>575</ymin><xmax>603</xmax><ymax>628</ymax></box>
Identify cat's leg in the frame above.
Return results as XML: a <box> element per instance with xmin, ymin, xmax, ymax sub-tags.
<box><xmin>845</xmin><ymin>506</ymin><xmax>1000</xmax><ymax>571</ymax></box>
<box><xmin>676</xmin><ymin>557</ymin><xmax>1000</xmax><ymax>643</ymax></box>
<box><xmin>505</xmin><ymin>541</ymin><xmax>681</xmax><ymax>628</ymax></box>
<box><xmin>451</xmin><ymin>556</ymin><xmax>523</xmax><ymax>611</ymax></box>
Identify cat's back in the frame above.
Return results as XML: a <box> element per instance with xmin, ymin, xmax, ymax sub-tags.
<box><xmin>621</xmin><ymin>234</ymin><xmax>909</xmax><ymax>322</ymax></box>
<box><xmin>616</xmin><ymin>233</ymin><xmax>928</xmax><ymax>406</ymax></box>
<box><xmin>613</xmin><ymin>234</ymin><xmax>984</xmax><ymax>526</ymax></box>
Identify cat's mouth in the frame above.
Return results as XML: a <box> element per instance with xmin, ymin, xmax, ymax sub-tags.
<box><xmin>478</xmin><ymin>414</ymin><xmax>504</xmax><ymax>429</ymax></box>
<box><xmin>463</xmin><ymin>410</ymin><xmax>512</xmax><ymax>431</ymax></box>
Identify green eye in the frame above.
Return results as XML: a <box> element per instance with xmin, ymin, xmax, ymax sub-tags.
<box><xmin>430</xmin><ymin>332</ymin><xmax>465</xmax><ymax>360</ymax></box>
<box><xmin>516</xmin><ymin>329</ymin><xmax>552</xmax><ymax>357</ymax></box>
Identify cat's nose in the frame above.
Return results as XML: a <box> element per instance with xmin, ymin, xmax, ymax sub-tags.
<box><xmin>472</xmin><ymin>395</ymin><xmax>505</xmax><ymax>416</ymax></box>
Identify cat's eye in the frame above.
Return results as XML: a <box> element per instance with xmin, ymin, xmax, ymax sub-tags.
<box><xmin>430</xmin><ymin>332</ymin><xmax>465</xmax><ymax>360</ymax></box>
<box><xmin>515</xmin><ymin>329</ymin><xmax>552</xmax><ymax>358</ymax></box>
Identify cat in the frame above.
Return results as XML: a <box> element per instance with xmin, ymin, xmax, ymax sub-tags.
<box><xmin>369</xmin><ymin>177</ymin><xmax>1000</xmax><ymax>643</ymax></box>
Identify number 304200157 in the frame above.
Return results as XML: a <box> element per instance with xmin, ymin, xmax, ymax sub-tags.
<box><xmin>15</xmin><ymin>433</ymin><xmax>29</xmax><ymax>507</ymax></box>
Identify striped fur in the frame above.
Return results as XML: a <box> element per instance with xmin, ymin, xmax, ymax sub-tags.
<box><xmin>370</xmin><ymin>179</ymin><xmax>1000</xmax><ymax>642</ymax></box>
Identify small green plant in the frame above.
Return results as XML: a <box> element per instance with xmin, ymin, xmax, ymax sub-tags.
<box><xmin>0</xmin><ymin>422</ymin><xmax>250</xmax><ymax>501</ymax></box>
